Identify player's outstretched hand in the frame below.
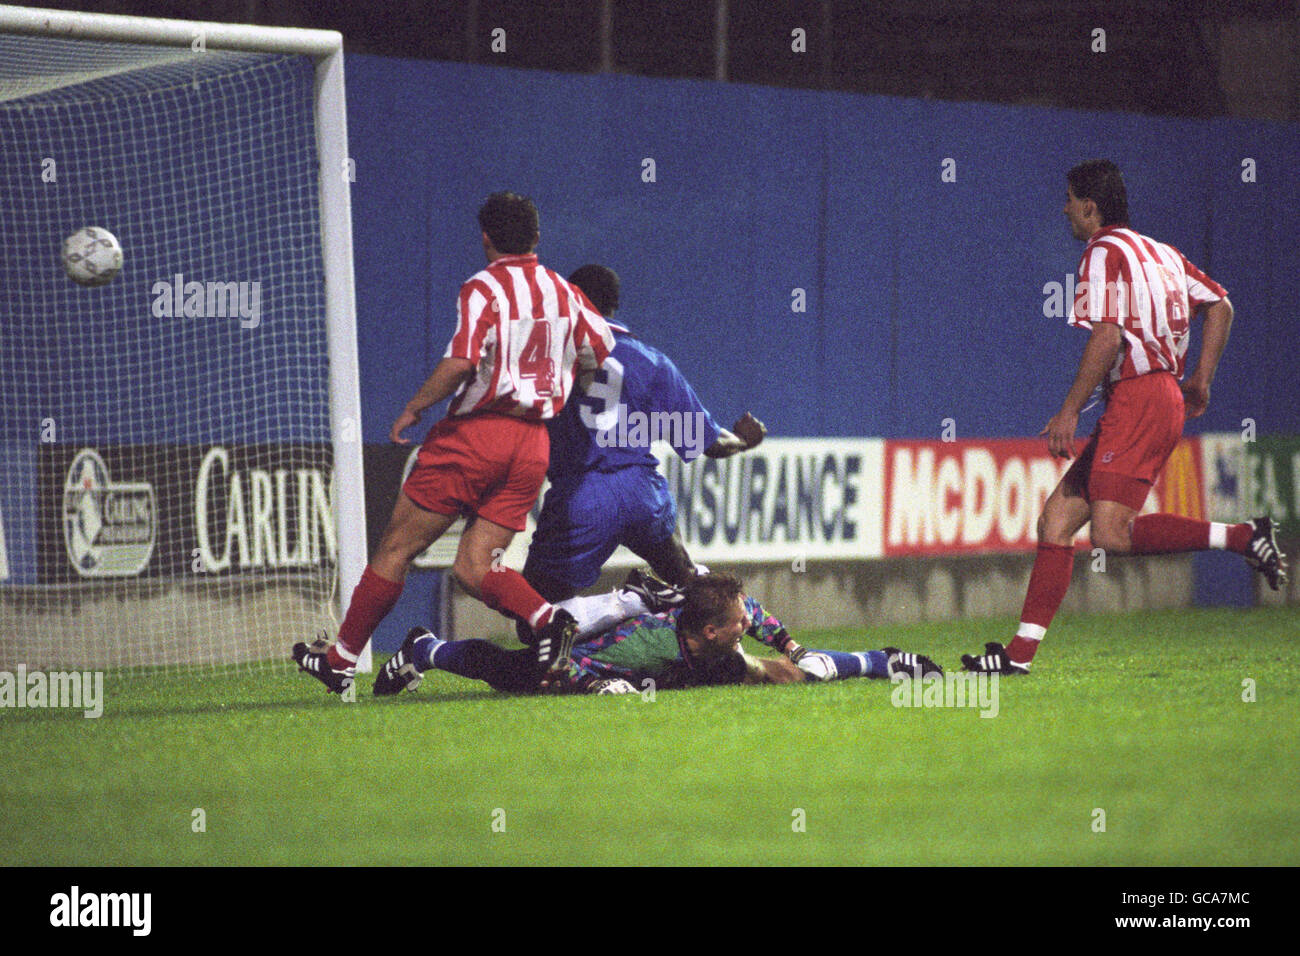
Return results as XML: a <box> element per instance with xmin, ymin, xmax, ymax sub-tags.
<box><xmin>1181</xmin><ymin>378</ymin><xmax>1210</xmax><ymax>418</ymax></box>
<box><xmin>389</xmin><ymin>406</ymin><xmax>422</xmax><ymax>444</ymax></box>
<box><xmin>732</xmin><ymin>412</ymin><xmax>766</xmax><ymax>449</ymax></box>
<box><xmin>1040</xmin><ymin>410</ymin><xmax>1079</xmax><ymax>460</ymax></box>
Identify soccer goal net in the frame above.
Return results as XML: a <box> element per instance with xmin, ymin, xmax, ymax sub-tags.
<box><xmin>0</xmin><ymin>6</ymin><xmax>365</xmax><ymax>673</ymax></box>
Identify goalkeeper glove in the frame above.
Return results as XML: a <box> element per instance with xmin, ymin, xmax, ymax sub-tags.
<box><xmin>795</xmin><ymin>652</ymin><xmax>836</xmax><ymax>682</ymax></box>
<box><xmin>586</xmin><ymin>677</ymin><xmax>638</xmax><ymax>695</ymax></box>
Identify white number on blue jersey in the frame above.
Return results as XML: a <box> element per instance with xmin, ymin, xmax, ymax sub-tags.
<box><xmin>578</xmin><ymin>356</ymin><xmax>625</xmax><ymax>432</ymax></box>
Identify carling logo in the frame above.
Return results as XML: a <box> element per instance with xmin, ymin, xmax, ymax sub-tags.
<box><xmin>62</xmin><ymin>448</ymin><xmax>156</xmax><ymax>578</ymax></box>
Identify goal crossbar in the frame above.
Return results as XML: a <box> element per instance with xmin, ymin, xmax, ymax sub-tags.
<box><xmin>0</xmin><ymin>5</ymin><xmax>341</xmax><ymax>56</ymax></box>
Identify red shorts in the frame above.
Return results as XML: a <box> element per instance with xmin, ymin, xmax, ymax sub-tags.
<box><xmin>1064</xmin><ymin>371</ymin><xmax>1184</xmax><ymax>511</ymax></box>
<box><xmin>402</xmin><ymin>413</ymin><xmax>549</xmax><ymax>532</ymax></box>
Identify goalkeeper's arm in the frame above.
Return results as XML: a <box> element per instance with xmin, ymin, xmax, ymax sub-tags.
<box><xmin>751</xmin><ymin>649</ymin><xmax>841</xmax><ymax>683</ymax></box>
<box><xmin>739</xmin><ymin>652</ymin><xmax>805</xmax><ymax>685</ymax></box>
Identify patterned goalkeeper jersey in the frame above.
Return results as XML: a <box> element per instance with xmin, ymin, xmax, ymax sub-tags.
<box><xmin>568</xmin><ymin>596</ymin><xmax>791</xmax><ymax>690</ymax></box>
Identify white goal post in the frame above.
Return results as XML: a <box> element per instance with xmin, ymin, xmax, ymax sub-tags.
<box><xmin>0</xmin><ymin>5</ymin><xmax>368</xmax><ymax>672</ymax></box>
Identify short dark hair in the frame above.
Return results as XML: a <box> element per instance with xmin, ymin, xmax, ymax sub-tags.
<box><xmin>477</xmin><ymin>191</ymin><xmax>539</xmax><ymax>254</ymax></box>
<box><xmin>1067</xmin><ymin>159</ymin><xmax>1129</xmax><ymax>227</ymax></box>
<box><xmin>567</xmin><ymin>264</ymin><xmax>620</xmax><ymax>316</ymax></box>
<box><xmin>678</xmin><ymin>572</ymin><xmax>744</xmax><ymax>633</ymax></box>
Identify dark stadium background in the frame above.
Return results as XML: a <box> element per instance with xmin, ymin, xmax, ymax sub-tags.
<box><xmin>33</xmin><ymin>0</ymin><xmax>1300</xmax><ymax>122</ymax></box>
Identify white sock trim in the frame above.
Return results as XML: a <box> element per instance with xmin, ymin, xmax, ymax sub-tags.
<box><xmin>1208</xmin><ymin>522</ymin><xmax>1228</xmax><ymax>550</ymax></box>
<box><xmin>414</xmin><ymin>634</ymin><xmax>444</xmax><ymax>669</ymax></box>
<box><xmin>1015</xmin><ymin>623</ymin><xmax>1046</xmax><ymax>642</ymax></box>
<box><xmin>854</xmin><ymin>652</ymin><xmax>869</xmax><ymax>678</ymax></box>
<box><xmin>332</xmin><ymin>641</ymin><xmax>359</xmax><ymax>663</ymax></box>
<box><xmin>528</xmin><ymin>603</ymin><xmax>553</xmax><ymax>629</ymax></box>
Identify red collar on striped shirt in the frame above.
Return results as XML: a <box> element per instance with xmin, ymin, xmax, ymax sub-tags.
<box><xmin>488</xmin><ymin>253</ymin><xmax>538</xmax><ymax>267</ymax></box>
<box><xmin>1086</xmin><ymin>224</ymin><xmax>1130</xmax><ymax>245</ymax></box>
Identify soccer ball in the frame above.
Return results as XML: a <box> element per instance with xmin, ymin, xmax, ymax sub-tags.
<box><xmin>61</xmin><ymin>226</ymin><xmax>123</xmax><ymax>287</ymax></box>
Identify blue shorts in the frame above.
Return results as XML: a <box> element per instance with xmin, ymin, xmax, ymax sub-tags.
<box><xmin>524</xmin><ymin>466</ymin><xmax>676</xmax><ymax>592</ymax></box>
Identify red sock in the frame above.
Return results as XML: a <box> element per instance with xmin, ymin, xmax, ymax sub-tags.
<box><xmin>1130</xmin><ymin>514</ymin><xmax>1252</xmax><ymax>555</ymax></box>
<box><xmin>1226</xmin><ymin>522</ymin><xmax>1253</xmax><ymax>552</ymax></box>
<box><xmin>479</xmin><ymin>568</ymin><xmax>552</xmax><ymax>630</ymax></box>
<box><xmin>328</xmin><ymin>566</ymin><xmax>403</xmax><ymax>669</ymax></box>
<box><xmin>1008</xmin><ymin>543</ymin><xmax>1075</xmax><ymax>664</ymax></box>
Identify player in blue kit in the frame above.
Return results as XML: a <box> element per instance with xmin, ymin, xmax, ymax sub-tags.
<box><xmin>522</xmin><ymin>264</ymin><xmax>766</xmax><ymax>604</ymax></box>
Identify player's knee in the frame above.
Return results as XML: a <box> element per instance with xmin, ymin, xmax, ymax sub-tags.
<box><xmin>451</xmin><ymin>558</ymin><xmax>486</xmax><ymax>595</ymax></box>
<box><xmin>1038</xmin><ymin>510</ymin><xmax>1073</xmax><ymax>547</ymax></box>
<box><xmin>371</xmin><ymin>532</ymin><xmax>416</xmax><ymax>575</ymax></box>
<box><xmin>1089</xmin><ymin>522</ymin><xmax>1131</xmax><ymax>555</ymax></box>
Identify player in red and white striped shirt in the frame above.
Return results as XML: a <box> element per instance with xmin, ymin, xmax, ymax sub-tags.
<box><xmin>294</xmin><ymin>192</ymin><xmax>615</xmax><ymax>693</ymax></box>
<box><xmin>962</xmin><ymin>160</ymin><xmax>1287</xmax><ymax>676</ymax></box>
<box><xmin>442</xmin><ymin>244</ymin><xmax>612</xmax><ymax>419</ymax></box>
<box><xmin>1071</xmin><ymin>215</ymin><xmax>1226</xmax><ymax>382</ymax></box>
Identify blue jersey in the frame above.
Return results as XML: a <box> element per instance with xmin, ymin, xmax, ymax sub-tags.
<box><xmin>545</xmin><ymin>323</ymin><xmax>722</xmax><ymax>485</ymax></box>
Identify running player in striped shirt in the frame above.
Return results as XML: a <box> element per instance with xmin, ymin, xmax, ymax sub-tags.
<box><xmin>294</xmin><ymin>192</ymin><xmax>615</xmax><ymax>693</ymax></box>
<box><xmin>373</xmin><ymin>572</ymin><xmax>942</xmax><ymax>696</ymax></box>
<box><xmin>963</xmin><ymin>160</ymin><xmax>1288</xmax><ymax>676</ymax></box>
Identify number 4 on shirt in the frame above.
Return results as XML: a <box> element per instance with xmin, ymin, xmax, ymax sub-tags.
<box><xmin>519</xmin><ymin>320</ymin><xmax>556</xmax><ymax>397</ymax></box>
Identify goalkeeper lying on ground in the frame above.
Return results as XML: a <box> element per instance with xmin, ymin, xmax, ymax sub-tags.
<box><xmin>370</xmin><ymin>571</ymin><xmax>941</xmax><ymax>696</ymax></box>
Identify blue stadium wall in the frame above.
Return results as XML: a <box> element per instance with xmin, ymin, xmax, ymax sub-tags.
<box><xmin>346</xmin><ymin>54</ymin><xmax>1300</xmax><ymax>648</ymax></box>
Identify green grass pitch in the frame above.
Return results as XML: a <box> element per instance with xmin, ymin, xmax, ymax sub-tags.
<box><xmin>2</xmin><ymin>606</ymin><xmax>1296</xmax><ymax>866</ymax></box>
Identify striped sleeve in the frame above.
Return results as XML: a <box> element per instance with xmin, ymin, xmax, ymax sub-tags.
<box><xmin>1176</xmin><ymin>249</ymin><xmax>1228</xmax><ymax>307</ymax></box>
<box><xmin>444</xmin><ymin>278</ymin><xmax>493</xmax><ymax>363</ymax></box>
<box><xmin>1070</xmin><ymin>244</ymin><xmax>1124</xmax><ymax>329</ymax></box>
<box><xmin>569</xmin><ymin>286</ymin><xmax>615</xmax><ymax>370</ymax></box>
